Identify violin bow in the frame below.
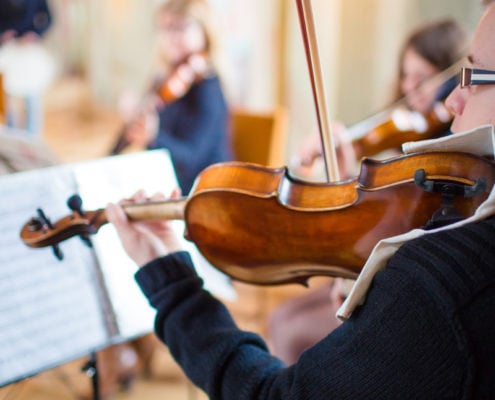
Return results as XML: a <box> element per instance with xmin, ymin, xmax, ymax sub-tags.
<box><xmin>295</xmin><ymin>0</ymin><xmax>340</xmax><ymax>182</ymax></box>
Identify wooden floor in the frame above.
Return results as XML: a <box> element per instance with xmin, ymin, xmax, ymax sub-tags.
<box><xmin>0</xmin><ymin>76</ymin><xmax>323</xmax><ymax>400</ymax></box>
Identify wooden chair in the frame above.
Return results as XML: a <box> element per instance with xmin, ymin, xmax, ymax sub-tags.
<box><xmin>227</xmin><ymin>106</ymin><xmax>290</xmax><ymax>337</ymax></box>
<box><xmin>230</xmin><ymin>106</ymin><xmax>287</xmax><ymax>167</ymax></box>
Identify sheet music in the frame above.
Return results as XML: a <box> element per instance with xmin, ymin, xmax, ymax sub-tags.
<box><xmin>73</xmin><ymin>150</ymin><xmax>174</xmax><ymax>340</ymax></box>
<box><xmin>73</xmin><ymin>150</ymin><xmax>236</xmax><ymax>340</ymax></box>
<box><xmin>0</xmin><ymin>149</ymin><xmax>236</xmax><ymax>387</ymax></box>
<box><xmin>0</xmin><ymin>167</ymin><xmax>109</xmax><ymax>386</ymax></box>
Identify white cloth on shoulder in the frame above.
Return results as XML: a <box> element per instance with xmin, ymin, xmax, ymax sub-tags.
<box><xmin>337</xmin><ymin>124</ymin><xmax>495</xmax><ymax>320</ymax></box>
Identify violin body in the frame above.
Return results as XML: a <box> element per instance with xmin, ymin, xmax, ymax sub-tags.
<box><xmin>183</xmin><ymin>153</ymin><xmax>493</xmax><ymax>285</ymax></box>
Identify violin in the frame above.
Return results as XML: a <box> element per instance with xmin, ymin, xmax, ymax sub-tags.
<box><xmin>299</xmin><ymin>100</ymin><xmax>454</xmax><ymax>172</ymax></box>
<box><xmin>349</xmin><ymin>101</ymin><xmax>453</xmax><ymax>159</ymax></box>
<box><xmin>110</xmin><ymin>52</ymin><xmax>210</xmax><ymax>154</ymax></box>
<box><xmin>20</xmin><ymin>151</ymin><xmax>495</xmax><ymax>285</ymax></box>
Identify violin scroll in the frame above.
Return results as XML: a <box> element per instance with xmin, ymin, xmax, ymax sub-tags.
<box><xmin>21</xmin><ymin>194</ymin><xmax>107</xmax><ymax>256</ymax></box>
<box><xmin>20</xmin><ymin>194</ymin><xmax>187</xmax><ymax>254</ymax></box>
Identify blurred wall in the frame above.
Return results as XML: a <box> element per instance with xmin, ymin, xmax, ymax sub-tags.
<box><xmin>282</xmin><ymin>0</ymin><xmax>482</xmax><ymax>163</ymax></box>
<box><xmin>44</xmin><ymin>0</ymin><xmax>484</xmax><ymax>165</ymax></box>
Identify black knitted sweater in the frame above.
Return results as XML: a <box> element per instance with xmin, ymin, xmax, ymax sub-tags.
<box><xmin>136</xmin><ymin>215</ymin><xmax>495</xmax><ymax>399</ymax></box>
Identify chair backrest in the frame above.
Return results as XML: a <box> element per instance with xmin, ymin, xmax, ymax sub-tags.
<box><xmin>230</xmin><ymin>106</ymin><xmax>287</xmax><ymax>167</ymax></box>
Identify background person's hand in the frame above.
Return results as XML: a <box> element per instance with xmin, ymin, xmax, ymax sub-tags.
<box><xmin>294</xmin><ymin>121</ymin><xmax>357</xmax><ymax>180</ymax></box>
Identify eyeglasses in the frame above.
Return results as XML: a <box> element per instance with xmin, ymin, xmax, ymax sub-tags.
<box><xmin>460</xmin><ymin>67</ymin><xmax>495</xmax><ymax>88</ymax></box>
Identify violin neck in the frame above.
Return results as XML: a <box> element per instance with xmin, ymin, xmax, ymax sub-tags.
<box><xmin>121</xmin><ymin>198</ymin><xmax>186</xmax><ymax>221</ymax></box>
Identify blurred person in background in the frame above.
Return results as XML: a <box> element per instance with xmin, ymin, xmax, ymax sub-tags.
<box><xmin>112</xmin><ymin>0</ymin><xmax>232</xmax><ymax>195</ymax></box>
<box><xmin>0</xmin><ymin>0</ymin><xmax>55</xmax><ymax>137</ymax></box>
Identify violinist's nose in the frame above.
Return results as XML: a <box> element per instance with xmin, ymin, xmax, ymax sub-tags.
<box><xmin>445</xmin><ymin>84</ymin><xmax>466</xmax><ymax>133</ymax></box>
<box><xmin>445</xmin><ymin>84</ymin><xmax>465</xmax><ymax>116</ymax></box>
<box><xmin>401</xmin><ymin>75</ymin><xmax>420</xmax><ymax>95</ymax></box>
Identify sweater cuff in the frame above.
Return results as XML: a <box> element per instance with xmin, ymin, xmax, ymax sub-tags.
<box><xmin>135</xmin><ymin>251</ymin><xmax>197</xmax><ymax>298</ymax></box>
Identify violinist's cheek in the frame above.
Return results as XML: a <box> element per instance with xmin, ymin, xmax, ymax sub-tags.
<box><xmin>447</xmin><ymin>85</ymin><xmax>495</xmax><ymax>133</ymax></box>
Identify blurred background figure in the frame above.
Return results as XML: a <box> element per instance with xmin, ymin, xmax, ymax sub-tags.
<box><xmin>0</xmin><ymin>0</ymin><xmax>56</xmax><ymax>137</ymax></box>
<box><xmin>268</xmin><ymin>17</ymin><xmax>468</xmax><ymax>367</ymax></box>
<box><xmin>0</xmin><ymin>0</ymin><xmax>52</xmax><ymax>43</ymax></box>
<box><xmin>111</xmin><ymin>0</ymin><xmax>232</xmax><ymax>195</ymax></box>
<box><xmin>92</xmin><ymin>1</ymin><xmax>233</xmax><ymax>398</ymax></box>
<box><xmin>295</xmin><ymin>18</ymin><xmax>468</xmax><ymax>181</ymax></box>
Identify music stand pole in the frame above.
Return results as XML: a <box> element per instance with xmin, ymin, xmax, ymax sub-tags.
<box><xmin>81</xmin><ymin>352</ymin><xmax>100</xmax><ymax>400</ymax></box>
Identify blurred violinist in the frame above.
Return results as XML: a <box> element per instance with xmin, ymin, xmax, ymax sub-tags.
<box><xmin>113</xmin><ymin>0</ymin><xmax>232</xmax><ymax>195</ymax></box>
<box><xmin>104</xmin><ymin>1</ymin><xmax>495</xmax><ymax>396</ymax></box>
<box><xmin>95</xmin><ymin>1</ymin><xmax>232</xmax><ymax>397</ymax></box>
<box><xmin>0</xmin><ymin>0</ymin><xmax>54</xmax><ymax>136</ymax></box>
<box><xmin>297</xmin><ymin>18</ymin><xmax>468</xmax><ymax>179</ymax></box>
<box><xmin>0</xmin><ymin>0</ymin><xmax>52</xmax><ymax>44</ymax></box>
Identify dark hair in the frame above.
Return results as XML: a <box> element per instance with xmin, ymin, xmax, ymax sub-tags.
<box><xmin>395</xmin><ymin>18</ymin><xmax>468</xmax><ymax>99</ymax></box>
<box><xmin>401</xmin><ymin>19</ymin><xmax>467</xmax><ymax>72</ymax></box>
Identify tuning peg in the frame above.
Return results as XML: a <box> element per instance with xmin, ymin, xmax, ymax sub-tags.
<box><xmin>79</xmin><ymin>234</ymin><xmax>93</xmax><ymax>248</ymax></box>
<box><xmin>67</xmin><ymin>194</ymin><xmax>85</xmax><ymax>216</ymax></box>
<box><xmin>29</xmin><ymin>208</ymin><xmax>64</xmax><ymax>260</ymax></box>
<box><xmin>36</xmin><ymin>208</ymin><xmax>54</xmax><ymax>229</ymax></box>
<box><xmin>52</xmin><ymin>244</ymin><xmax>64</xmax><ymax>261</ymax></box>
<box><xmin>66</xmin><ymin>194</ymin><xmax>93</xmax><ymax>248</ymax></box>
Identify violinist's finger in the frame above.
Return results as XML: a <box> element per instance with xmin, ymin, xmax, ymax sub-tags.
<box><xmin>149</xmin><ymin>192</ymin><xmax>167</xmax><ymax>202</ymax></box>
<box><xmin>170</xmin><ymin>187</ymin><xmax>182</xmax><ymax>199</ymax></box>
<box><xmin>146</xmin><ymin>188</ymin><xmax>181</xmax><ymax>202</ymax></box>
<box><xmin>106</xmin><ymin>202</ymin><xmax>129</xmax><ymax>228</ymax></box>
<box><xmin>326</xmin><ymin>121</ymin><xmax>349</xmax><ymax>148</ymax></box>
<box><xmin>132</xmin><ymin>190</ymin><xmax>148</xmax><ymax>202</ymax></box>
<box><xmin>119</xmin><ymin>189</ymin><xmax>147</xmax><ymax>206</ymax></box>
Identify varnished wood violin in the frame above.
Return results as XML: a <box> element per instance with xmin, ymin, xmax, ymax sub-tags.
<box><xmin>349</xmin><ymin>101</ymin><xmax>453</xmax><ymax>159</ymax></box>
<box><xmin>299</xmin><ymin>100</ymin><xmax>454</xmax><ymax>174</ymax></box>
<box><xmin>20</xmin><ymin>151</ymin><xmax>494</xmax><ymax>285</ymax></box>
<box><xmin>110</xmin><ymin>52</ymin><xmax>210</xmax><ymax>154</ymax></box>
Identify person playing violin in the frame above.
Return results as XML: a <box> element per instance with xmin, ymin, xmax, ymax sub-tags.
<box><xmin>105</xmin><ymin>1</ymin><xmax>495</xmax><ymax>398</ymax></box>
<box><xmin>267</xmin><ymin>17</ymin><xmax>469</xmax><ymax>368</ymax></box>
<box><xmin>115</xmin><ymin>0</ymin><xmax>232</xmax><ymax>195</ymax></box>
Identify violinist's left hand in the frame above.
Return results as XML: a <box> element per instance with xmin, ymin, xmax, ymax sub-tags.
<box><xmin>106</xmin><ymin>189</ymin><xmax>184</xmax><ymax>267</ymax></box>
<box><xmin>124</xmin><ymin>108</ymin><xmax>159</xmax><ymax>149</ymax></box>
<box><xmin>294</xmin><ymin>121</ymin><xmax>358</xmax><ymax>180</ymax></box>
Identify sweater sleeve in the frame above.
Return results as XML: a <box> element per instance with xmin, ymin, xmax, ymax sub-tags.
<box><xmin>134</xmin><ymin>247</ymin><xmax>470</xmax><ymax>399</ymax></box>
